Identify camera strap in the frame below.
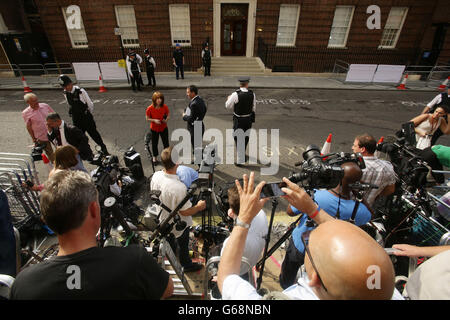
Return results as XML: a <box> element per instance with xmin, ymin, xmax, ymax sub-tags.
<box><xmin>349</xmin><ymin>194</ymin><xmax>363</xmax><ymax>224</ymax></box>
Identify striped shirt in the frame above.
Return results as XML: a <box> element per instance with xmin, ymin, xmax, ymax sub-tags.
<box><xmin>361</xmin><ymin>156</ymin><xmax>397</xmax><ymax>206</ymax></box>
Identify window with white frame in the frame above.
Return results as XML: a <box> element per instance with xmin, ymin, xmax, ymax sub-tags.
<box><xmin>328</xmin><ymin>6</ymin><xmax>354</xmax><ymax>48</ymax></box>
<box><xmin>276</xmin><ymin>4</ymin><xmax>300</xmax><ymax>46</ymax></box>
<box><xmin>169</xmin><ymin>4</ymin><xmax>191</xmax><ymax>46</ymax></box>
<box><xmin>62</xmin><ymin>7</ymin><xmax>88</xmax><ymax>48</ymax></box>
<box><xmin>115</xmin><ymin>5</ymin><xmax>139</xmax><ymax>47</ymax></box>
<box><xmin>379</xmin><ymin>7</ymin><xmax>408</xmax><ymax>49</ymax></box>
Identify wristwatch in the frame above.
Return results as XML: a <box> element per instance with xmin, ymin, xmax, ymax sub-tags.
<box><xmin>235</xmin><ymin>217</ymin><xmax>251</xmax><ymax>229</ymax></box>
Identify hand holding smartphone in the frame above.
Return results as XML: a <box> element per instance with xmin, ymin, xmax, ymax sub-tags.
<box><xmin>260</xmin><ymin>182</ymin><xmax>287</xmax><ymax>199</ymax></box>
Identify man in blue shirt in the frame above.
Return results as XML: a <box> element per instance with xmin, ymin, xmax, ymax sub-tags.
<box><xmin>176</xmin><ymin>165</ymin><xmax>198</xmax><ymax>189</ymax></box>
<box><xmin>279</xmin><ymin>161</ymin><xmax>372</xmax><ymax>289</ymax></box>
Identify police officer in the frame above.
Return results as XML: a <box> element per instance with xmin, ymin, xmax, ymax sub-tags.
<box><xmin>421</xmin><ymin>84</ymin><xmax>450</xmax><ymax>145</ymax></box>
<box><xmin>183</xmin><ymin>85</ymin><xmax>207</xmax><ymax>162</ymax></box>
<box><xmin>201</xmin><ymin>45</ymin><xmax>211</xmax><ymax>77</ymax></box>
<box><xmin>225</xmin><ymin>77</ymin><xmax>256</xmax><ymax>164</ymax></box>
<box><xmin>126</xmin><ymin>51</ymin><xmax>142</xmax><ymax>92</ymax></box>
<box><xmin>144</xmin><ymin>48</ymin><xmax>156</xmax><ymax>88</ymax></box>
<box><xmin>57</xmin><ymin>75</ymin><xmax>109</xmax><ymax>155</ymax></box>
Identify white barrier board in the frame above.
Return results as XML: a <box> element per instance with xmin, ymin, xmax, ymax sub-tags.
<box><xmin>345</xmin><ymin>64</ymin><xmax>378</xmax><ymax>82</ymax></box>
<box><xmin>99</xmin><ymin>62</ymin><xmax>128</xmax><ymax>80</ymax></box>
<box><xmin>372</xmin><ymin>65</ymin><xmax>405</xmax><ymax>83</ymax></box>
<box><xmin>72</xmin><ymin>63</ymin><xmax>100</xmax><ymax>81</ymax></box>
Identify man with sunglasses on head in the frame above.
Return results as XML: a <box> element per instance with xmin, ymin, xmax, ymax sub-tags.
<box><xmin>217</xmin><ymin>172</ymin><xmax>400</xmax><ymax>300</ymax></box>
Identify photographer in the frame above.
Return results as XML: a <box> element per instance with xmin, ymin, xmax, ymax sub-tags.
<box><xmin>421</xmin><ymin>85</ymin><xmax>450</xmax><ymax>146</ymax></box>
<box><xmin>150</xmin><ymin>147</ymin><xmax>206</xmax><ymax>272</ymax></box>
<box><xmin>392</xmin><ymin>244</ymin><xmax>450</xmax><ymax>299</ymax></box>
<box><xmin>411</xmin><ymin>105</ymin><xmax>450</xmax><ymax>150</ymax></box>
<box><xmin>220</xmin><ymin>185</ymin><xmax>268</xmax><ymax>280</ymax></box>
<box><xmin>10</xmin><ymin>170</ymin><xmax>173</xmax><ymax>299</ymax></box>
<box><xmin>217</xmin><ymin>172</ymin><xmax>398</xmax><ymax>300</ymax></box>
<box><xmin>46</xmin><ymin>113</ymin><xmax>93</xmax><ymax>172</ymax></box>
<box><xmin>352</xmin><ymin>134</ymin><xmax>397</xmax><ymax>206</ymax></box>
<box><xmin>279</xmin><ymin>162</ymin><xmax>371</xmax><ymax>289</ymax></box>
<box><xmin>418</xmin><ymin>145</ymin><xmax>450</xmax><ymax>184</ymax></box>
<box><xmin>24</xmin><ymin>145</ymin><xmax>81</xmax><ymax>192</ymax></box>
<box><xmin>22</xmin><ymin>93</ymin><xmax>55</xmax><ymax>162</ymax></box>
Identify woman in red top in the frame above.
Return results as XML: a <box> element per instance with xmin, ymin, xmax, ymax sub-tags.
<box><xmin>146</xmin><ymin>91</ymin><xmax>170</xmax><ymax>165</ymax></box>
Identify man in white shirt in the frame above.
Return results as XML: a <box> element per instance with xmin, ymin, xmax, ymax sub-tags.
<box><xmin>217</xmin><ymin>172</ymin><xmax>400</xmax><ymax>300</ymax></box>
<box><xmin>220</xmin><ymin>185</ymin><xmax>268</xmax><ymax>279</ymax></box>
<box><xmin>225</xmin><ymin>77</ymin><xmax>256</xmax><ymax>164</ymax></box>
<box><xmin>150</xmin><ymin>146</ymin><xmax>206</xmax><ymax>272</ymax></box>
<box><xmin>352</xmin><ymin>134</ymin><xmax>397</xmax><ymax>207</ymax></box>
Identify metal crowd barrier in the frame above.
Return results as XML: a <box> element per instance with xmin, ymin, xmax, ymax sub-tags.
<box><xmin>0</xmin><ymin>152</ymin><xmax>41</xmax><ymax>228</ymax></box>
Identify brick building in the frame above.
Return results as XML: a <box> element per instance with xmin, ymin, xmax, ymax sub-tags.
<box><xmin>1</xmin><ymin>0</ymin><xmax>449</xmax><ymax>72</ymax></box>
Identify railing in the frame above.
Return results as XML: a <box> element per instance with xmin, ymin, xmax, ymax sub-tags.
<box><xmin>256</xmin><ymin>38</ymin><xmax>417</xmax><ymax>73</ymax></box>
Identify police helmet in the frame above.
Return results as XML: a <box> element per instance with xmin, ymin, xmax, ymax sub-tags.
<box><xmin>144</xmin><ymin>48</ymin><xmax>149</xmax><ymax>54</ymax></box>
<box><xmin>58</xmin><ymin>74</ymin><xmax>72</xmax><ymax>87</ymax></box>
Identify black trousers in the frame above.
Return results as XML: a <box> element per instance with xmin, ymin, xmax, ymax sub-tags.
<box><xmin>419</xmin><ymin>147</ymin><xmax>445</xmax><ymax>183</ymax></box>
<box><xmin>233</xmin><ymin>116</ymin><xmax>252</xmax><ymax>161</ymax></box>
<box><xmin>188</xmin><ymin>122</ymin><xmax>205</xmax><ymax>151</ymax></box>
<box><xmin>203</xmin><ymin>62</ymin><xmax>211</xmax><ymax>76</ymax></box>
<box><xmin>73</xmin><ymin>113</ymin><xmax>107</xmax><ymax>152</ymax></box>
<box><xmin>167</xmin><ymin>228</ymin><xmax>194</xmax><ymax>268</ymax></box>
<box><xmin>431</xmin><ymin>128</ymin><xmax>443</xmax><ymax>146</ymax></box>
<box><xmin>175</xmin><ymin>64</ymin><xmax>184</xmax><ymax>79</ymax></box>
<box><xmin>131</xmin><ymin>71</ymin><xmax>141</xmax><ymax>91</ymax></box>
<box><xmin>151</xmin><ymin>127</ymin><xmax>169</xmax><ymax>157</ymax></box>
<box><xmin>147</xmin><ymin>71</ymin><xmax>156</xmax><ymax>87</ymax></box>
<box><xmin>279</xmin><ymin>237</ymin><xmax>305</xmax><ymax>289</ymax></box>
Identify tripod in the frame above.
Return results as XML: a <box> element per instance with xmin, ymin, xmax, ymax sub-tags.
<box><xmin>144</xmin><ymin>132</ymin><xmax>155</xmax><ymax>173</ymax></box>
<box><xmin>149</xmin><ymin>185</ymin><xmax>198</xmax><ymax>296</ymax></box>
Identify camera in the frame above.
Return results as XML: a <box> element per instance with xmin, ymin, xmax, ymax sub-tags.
<box><xmin>376</xmin><ymin>127</ymin><xmax>428</xmax><ymax>192</ymax></box>
<box><xmin>197</xmin><ymin>144</ymin><xmax>217</xmax><ymax>189</ymax></box>
<box><xmin>30</xmin><ymin>142</ymin><xmax>46</xmax><ymax>161</ymax></box>
<box><xmin>289</xmin><ymin>144</ymin><xmax>365</xmax><ymax>189</ymax></box>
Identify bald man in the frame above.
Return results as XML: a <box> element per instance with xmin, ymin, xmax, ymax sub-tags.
<box><xmin>217</xmin><ymin>172</ymin><xmax>399</xmax><ymax>300</ymax></box>
<box><xmin>280</xmin><ymin>161</ymin><xmax>372</xmax><ymax>289</ymax></box>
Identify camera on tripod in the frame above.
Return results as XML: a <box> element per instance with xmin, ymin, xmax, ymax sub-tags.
<box><xmin>197</xmin><ymin>144</ymin><xmax>217</xmax><ymax>189</ymax></box>
<box><xmin>288</xmin><ymin>144</ymin><xmax>365</xmax><ymax>189</ymax></box>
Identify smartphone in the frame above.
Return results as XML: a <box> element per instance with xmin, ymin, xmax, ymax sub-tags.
<box><xmin>260</xmin><ymin>182</ymin><xmax>287</xmax><ymax>199</ymax></box>
<box><xmin>163</xmin><ymin>114</ymin><xmax>167</xmax><ymax>120</ymax></box>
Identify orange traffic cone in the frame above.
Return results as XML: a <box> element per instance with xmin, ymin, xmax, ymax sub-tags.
<box><xmin>98</xmin><ymin>75</ymin><xmax>107</xmax><ymax>93</ymax></box>
<box><xmin>41</xmin><ymin>153</ymin><xmax>53</xmax><ymax>173</ymax></box>
<box><xmin>438</xmin><ymin>76</ymin><xmax>450</xmax><ymax>91</ymax></box>
<box><xmin>22</xmin><ymin>76</ymin><xmax>32</xmax><ymax>93</ymax></box>
<box><xmin>374</xmin><ymin>136</ymin><xmax>384</xmax><ymax>158</ymax></box>
<box><xmin>321</xmin><ymin>133</ymin><xmax>332</xmax><ymax>155</ymax></box>
<box><xmin>397</xmin><ymin>74</ymin><xmax>408</xmax><ymax>90</ymax></box>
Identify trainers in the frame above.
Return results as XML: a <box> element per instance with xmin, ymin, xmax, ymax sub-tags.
<box><xmin>183</xmin><ymin>263</ymin><xmax>202</xmax><ymax>272</ymax></box>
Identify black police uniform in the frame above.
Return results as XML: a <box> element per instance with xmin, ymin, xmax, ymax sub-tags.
<box><xmin>65</xmin><ymin>88</ymin><xmax>108</xmax><ymax>154</ymax></box>
<box><xmin>202</xmin><ymin>49</ymin><xmax>211</xmax><ymax>76</ymax></box>
<box><xmin>429</xmin><ymin>92</ymin><xmax>450</xmax><ymax>146</ymax></box>
<box><xmin>129</xmin><ymin>57</ymin><xmax>141</xmax><ymax>91</ymax></box>
<box><xmin>232</xmin><ymin>87</ymin><xmax>255</xmax><ymax>161</ymax></box>
<box><xmin>145</xmin><ymin>55</ymin><xmax>156</xmax><ymax>87</ymax></box>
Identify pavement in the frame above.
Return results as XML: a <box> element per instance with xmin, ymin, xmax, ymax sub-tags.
<box><xmin>0</xmin><ymin>72</ymin><xmax>442</xmax><ymax>92</ymax></box>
